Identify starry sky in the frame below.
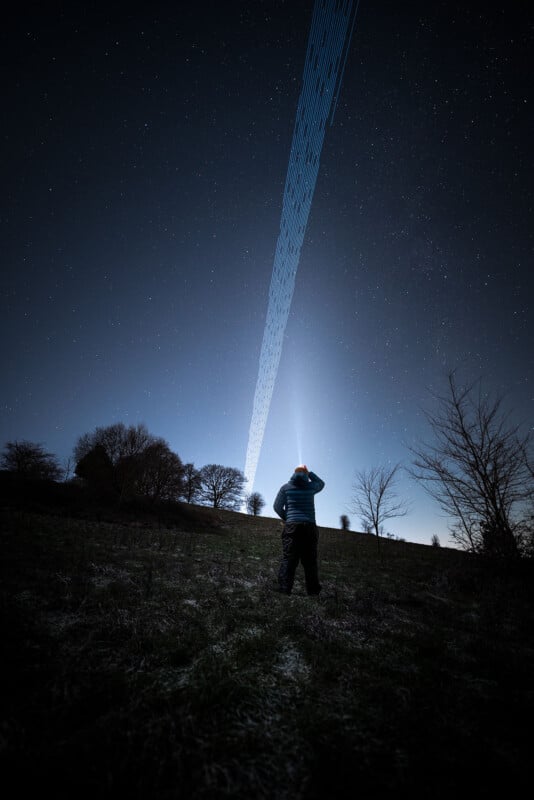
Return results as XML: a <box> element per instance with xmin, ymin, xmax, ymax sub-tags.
<box><xmin>2</xmin><ymin>1</ymin><xmax>533</xmax><ymax>545</ymax></box>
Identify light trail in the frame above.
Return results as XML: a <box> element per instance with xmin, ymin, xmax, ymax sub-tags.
<box><xmin>244</xmin><ymin>0</ymin><xmax>358</xmax><ymax>491</ymax></box>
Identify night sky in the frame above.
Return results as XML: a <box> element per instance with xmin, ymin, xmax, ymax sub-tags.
<box><xmin>3</xmin><ymin>1</ymin><xmax>533</xmax><ymax>545</ymax></box>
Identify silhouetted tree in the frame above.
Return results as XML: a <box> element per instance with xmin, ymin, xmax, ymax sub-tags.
<box><xmin>199</xmin><ymin>464</ymin><xmax>246</xmax><ymax>509</ymax></box>
<box><xmin>431</xmin><ymin>534</ymin><xmax>441</xmax><ymax>547</ymax></box>
<box><xmin>340</xmin><ymin>514</ymin><xmax>350</xmax><ymax>531</ymax></box>
<box><xmin>409</xmin><ymin>372</ymin><xmax>532</xmax><ymax>557</ymax></box>
<box><xmin>74</xmin><ymin>423</ymin><xmax>183</xmax><ymax>504</ymax></box>
<box><xmin>75</xmin><ymin>424</ymin><xmax>152</xmax><ymax>500</ymax></box>
<box><xmin>180</xmin><ymin>463</ymin><xmax>202</xmax><ymax>503</ymax></box>
<box><xmin>135</xmin><ymin>440</ymin><xmax>184</xmax><ymax>503</ymax></box>
<box><xmin>246</xmin><ymin>491</ymin><xmax>265</xmax><ymax>516</ymax></box>
<box><xmin>75</xmin><ymin>444</ymin><xmax>115</xmax><ymax>497</ymax></box>
<box><xmin>1</xmin><ymin>440</ymin><xmax>62</xmax><ymax>481</ymax></box>
<box><xmin>74</xmin><ymin>423</ymin><xmax>153</xmax><ymax>468</ymax></box>
<box><xmin>62</xmin><ymin>457</ymin><xmax>73</xmax><ymax>482</ymax></box>
<box><xmin>351</xmin><ymin>464</ymin><xmax>409</xmax><ymax>548</ymax></box>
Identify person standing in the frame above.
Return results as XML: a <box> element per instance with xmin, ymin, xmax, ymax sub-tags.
<box><xmin>273</xmin><ymin>465</ymin><xmax>325</xmax><ymax>595</ymax></box>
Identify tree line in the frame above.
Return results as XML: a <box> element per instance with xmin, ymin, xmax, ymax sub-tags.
<box><xmin>348</xmin><ymin>372</ymin><xmax>533</xmax><ymax>559</ymax></box>
<box><xmin>2</xmin><ymin>373</ymin><xmax>532</xmax><ymax>558</ymax></box>
<box><xmin>1</xmin><ymin>423</ymin><xmax>265</xmax><ymax>515</ymax></box>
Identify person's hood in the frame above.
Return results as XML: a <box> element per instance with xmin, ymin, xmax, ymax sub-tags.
<box><xmin>290</xmin><ymin>472</ymin><xmax>309</xmax><ymax>486</ymax></box>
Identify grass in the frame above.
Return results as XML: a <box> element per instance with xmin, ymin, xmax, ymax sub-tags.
<box><xmin>1</xmin><ymin>503</ymin><xmax>533</xmax><ymax>798</ymax></box>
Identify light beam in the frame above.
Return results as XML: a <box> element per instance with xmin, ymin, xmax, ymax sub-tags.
<box><xmin>244</xmin><ymin>0</ymin><xmax>358</xmax><ymax>491</ymax></box>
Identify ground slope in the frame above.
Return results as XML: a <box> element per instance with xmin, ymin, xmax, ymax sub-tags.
<box><xmin>1</xmin><ymin>505</ymin><xmax>533</xmax><ymax>798</ymax></box>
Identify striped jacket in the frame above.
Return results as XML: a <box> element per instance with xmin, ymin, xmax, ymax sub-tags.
<box><xmin>273</xmin><ymin>471</ymin><xmax>325</xmax><ymax>524</ymax></box>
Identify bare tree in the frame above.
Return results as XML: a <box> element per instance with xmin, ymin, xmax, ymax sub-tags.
<box><xmin>75</xmin><ymin>423</ymin><xmax>156</xmax><ymax>501</ymax></box>
<box><xmin>180</xmin><ymin>463</ymin><xmax>202</xmax><ymax>503</ymax></box>
<box><xmin>199</xmin><ymin>464</ymin><xmax>246</xmax><ymax>509</ymax></box>
<box><xmin>409</xmin><ymin>372</ymin><xmax>532</xmax><ymax>557</ymax></box>
<box><xmin>74</xmin><ymin>423</ymin><xmax>183</xmax><ymax>504</ymax></box>
<box><xmin>1</xmin><ymin>440</ymin><xmax>62</xmax><ymax>481</ymax></box>
<box><xmin>246</xmin><ymin>491</ymin><xmax>265</xmax><ymax>516</ymax></box>
<box><xmin>62</xmin><ymin>457</ymin><xmax>74</xmax><ymax>482</ymax></box>
<box><xmin>431</xmin><ymin>534</ymin><xmax>441</xmax><ymax>548</ymax></box>
<box><xmin>75</xmin><ymin>444</ymin><xmax>115</xmax><ymax>497</ymax></box>
<box><xmin>135</xmin><ymin>440</ymin><xmax>184</xmax><ymax>503</ymax></box>
<box><xmin>74</xmin><ymin>423</ymin><xmax>152</xmax><ymax>467</ymax></box>
<box><xmin>340</xmin><ymin>514</ymin><xmax>350</xmax><ymax>531</ymax></box>
<box><xmin>351</xmin><ymin>464</ymin><xmax>409</xmax><ymax>547</ymax></box>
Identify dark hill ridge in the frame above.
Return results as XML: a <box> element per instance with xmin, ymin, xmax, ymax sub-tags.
<box><xmin>0</xmin><ymin>470</ymin><xmax>441</xmax><ymax>548</ymax></box>
<box><xmin>1</xmin><ymin>504</ymin><xmax>533</xmax><ymax>799</ymax></box>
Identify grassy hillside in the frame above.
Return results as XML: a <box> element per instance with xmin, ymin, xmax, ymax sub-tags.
<box><xmin>1</xmin><ymin>503</ymin><xmax>533</xmax><ymax>798</ymax></box>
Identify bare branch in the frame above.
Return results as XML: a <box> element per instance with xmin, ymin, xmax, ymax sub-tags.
<box><xmin>351</xmin><ymin>463</ymin><xmax>409</xmax><ymax>544</ymax></box>
<box><xmin>408</xmin><ymin>372</ymin><xmax>532</xmax><ymax>557</ymax></box>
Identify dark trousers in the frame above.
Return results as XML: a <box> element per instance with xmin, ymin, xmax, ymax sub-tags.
<box><xmin>278</xmin><ymin>522</ymin><xmax>321</xmax><ymax>595</ymax></box>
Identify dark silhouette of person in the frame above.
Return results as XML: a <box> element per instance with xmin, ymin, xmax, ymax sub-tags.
<box><xmin>273</xmin><ymin>465</ymin><xmax>325</xmax><ymax>595</ymax></box>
